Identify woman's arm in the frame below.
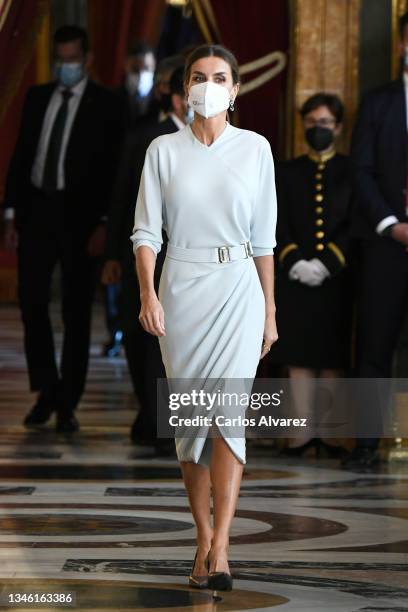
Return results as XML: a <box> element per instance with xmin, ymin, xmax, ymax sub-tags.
<box><xmin>136</xmin><ymin>245</ymin><xmax>166</xmax><ymax>336</ymax></box>
<box><xmin>254</xmin><ymin>254</ymin><xmax>278</xmax><ymax>359</ymax></box>
<box><xmin>251</xmin><ymin>139</ymin><xmax>279</xmax><ymax>359</ymax></box>
<box><xmin>130</xmin><ymin>139</ymin><xmax>166</xmax><ymax>336</ymax></box>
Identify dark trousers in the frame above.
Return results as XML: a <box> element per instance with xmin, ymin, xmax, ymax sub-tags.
<box><xmin>355</xmin><ymin>238</ymin><xmax>408</xmax><ymax>448</ymax></box>
<box><xmin>119</xmin><ymin>260</ymin><xmax>166</xmax><ymax>442</ymax></box>
<box><xmin>17</xmin><ymin>189</ymin><xmax>98</xmax><ymax>414</ymax></box>
<box><xmin>123</xmin><ymin>329</ymin><xmax>166</xmax><ymax>441</ymax></box>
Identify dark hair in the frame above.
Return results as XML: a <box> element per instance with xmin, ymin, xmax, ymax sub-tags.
<box><xmin>169</xmin><ymin>65</ymin><xmax>185</xmax><ymax>97</ymax></box>
<box><xmin>300</xmin><ymin>93</ymin><xmax>344</xmax><ymax>124</ymax></box>
<box><xmin>400</xmin><ymin>12</ymin><xmax>408</xmax><ymax>38</ymax></box>
<box><xmin>54</xmin><ymin>25</ymin><xmax>89</xmax><ymax>55</ymax></box>
<box><xmin>184</xmin><ymin>44</ymin><xmax>240</xmax><ymax>85</ymax></box>
<box><xmin>127</xmin><ymin>40</ymin><xmax>154</xmax><ymax>58</ymax></box>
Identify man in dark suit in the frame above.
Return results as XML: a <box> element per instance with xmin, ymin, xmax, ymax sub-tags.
<box><xmin>116</xmin><ymin>40</ymin><xmax>158</xmax><ymax>129</ymax></box>
<box><xmin>102</xmin><ymin>66</ymin><xmax>190</xmax><ymax>453</ymax></box>
<box><xmin>347</xmin><ymin>12</ymin><xmax>408</xmax><ymax>468</ymax></box>
<box><xmin>117</xmin><ymin>48</ymin><xmax>184</xmax><ymax>129</ymax></box>
<box><xmin>3</xmin><ymin>25</ymin><xmax>124</xmax><ymax>432</ymax></box>
<box><xmin>102</xmin><ymin>51</ymin><xmax>184</xmax><ymax>359</ymax></box>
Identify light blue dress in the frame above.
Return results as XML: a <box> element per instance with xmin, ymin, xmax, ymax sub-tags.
<box><xmin>130</xmin><ymin>121</ymin><xmax>277</xmax><ymax>466</ymax></box>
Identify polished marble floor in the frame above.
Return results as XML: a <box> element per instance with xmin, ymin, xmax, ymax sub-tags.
<box><xmin>0</xmin><ymin>304</ymin><xmax>407</xmax><ymax>611</ymax></box>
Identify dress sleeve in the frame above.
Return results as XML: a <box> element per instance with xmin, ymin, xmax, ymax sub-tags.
<box><xmin>250</xmin><ymin>139</ymin><xmax>277</xmax><ymax>257</ymax></box>
<box><xmin>130</xmin><ymin>140</ymin><xmax>164</xmax><ymax>256</ymax></box>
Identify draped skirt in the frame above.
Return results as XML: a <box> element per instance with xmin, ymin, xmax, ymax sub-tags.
<box><xmin>158</xmin><ymin>254</ymin><xmax>265</xmax><ymax>466</ymax></box>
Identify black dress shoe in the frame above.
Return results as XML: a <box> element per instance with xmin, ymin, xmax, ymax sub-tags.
<box><xmin>23</xmin><ymin>383</ymin><xmax>62</xmax><ymax>428</ymax></box>
<box><xmin>56</xmin><ymin>414</ymin><xmax>80</xmax><ymax>433</ymax></box>
<box><xmin>341</xmin><ymin>447</ymin><xmax>381</xmax><ymax>470</ymax></box>
<box><xmin>24</xmin><ymin>404</ymin><xmax>54</xmax><ymax>427</ymax></box>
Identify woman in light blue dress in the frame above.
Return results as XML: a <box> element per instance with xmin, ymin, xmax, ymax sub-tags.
<box><xmin>131</xmin><ymin>44</ymin><xmax>278</xmax><ymax>592</ymax></box>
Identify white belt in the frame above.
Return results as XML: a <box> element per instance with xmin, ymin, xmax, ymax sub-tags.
<box><xmin>166</xmin><ymin>241</ymin><xmax>254</xmax><ymax>263</ymax></box>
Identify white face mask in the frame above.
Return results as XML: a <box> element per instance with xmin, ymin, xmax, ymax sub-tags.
<box><xmin>138</xmin><ymin>69</ymin><xmax>154</xmax><ymax>97</ymax></box>
<box><xmin>126</xmin><ymin>70</ymin><xmax>154</xmax><ymax>97</ymax></box>
<box><xmin>188</xmin><ymin>81</ymin><xmax>231</xmax><ymax>119</ymax></box>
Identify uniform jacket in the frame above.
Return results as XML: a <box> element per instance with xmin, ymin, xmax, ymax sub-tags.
<box><xmin>276</xmin><ymin>152</ymin><xmax>352</xmax><ymax>276</ymax></box>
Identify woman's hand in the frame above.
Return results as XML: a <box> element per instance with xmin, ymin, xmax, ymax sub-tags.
<box><xmin>260</xmin><ymin>311</ymin><xmax>278</xmax><ymax>360</ymax></box>
<box><xmin>139</xmin><ymin>291</ymin><xmax>166</xmax><ymax>337</ymax></box>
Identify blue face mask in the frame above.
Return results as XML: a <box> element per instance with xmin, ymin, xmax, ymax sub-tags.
<box><xmin>55</xmin><ymin>62</ymin><xmax>85</xmax><ymax>88</ymax></box>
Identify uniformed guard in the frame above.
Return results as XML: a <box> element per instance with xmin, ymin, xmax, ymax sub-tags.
<box><xmin>271</xmin><ymin>93</ymin><xmax>354</xmax><ymax>458</ymax></box>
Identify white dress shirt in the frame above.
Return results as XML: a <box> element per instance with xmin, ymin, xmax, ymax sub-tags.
<box><xmin>404</xmin><ymin>71</ymin><xmax>408</xmax><ymax>129</ymax></box>
<box><xmin>375</xmin><ymin>73</ymin><xmax>408</xmax><ymax>234</ymax></box>
<box><xmin>31</xmin><ymin>77</ymin><xmax>88</xmax><ymax>191</ymax></box>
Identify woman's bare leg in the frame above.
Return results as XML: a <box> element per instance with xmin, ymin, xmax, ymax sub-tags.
<box><xmin>208</xmin><ymin>437</ymin><xmax>244</xmax><ymax>574</ymax></box>
<box><xmin>180</xmin><ymin>461</ymin><xmax>213</xmax><ymax>575</ymax></box>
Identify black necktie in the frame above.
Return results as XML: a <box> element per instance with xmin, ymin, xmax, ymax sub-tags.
<box><xmin>41</xmin><ymin>89</ymin><xmax>73</xmax><ymax>191</ymax></box>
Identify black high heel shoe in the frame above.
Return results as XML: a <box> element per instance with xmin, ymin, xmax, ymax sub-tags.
<box><xmin>207</xmin><ymin>555</ymin><xmax>233</xmax><ymax>592</ymax></box>
<box><xmin>208</xmin><ymin>571</ymin><xmax>233</xmax><ymax>592</ymax></box>
<box><xmin>188</xmin><ymin>550</ymin><xmax>209</xmax><ymax>589</ymax></box>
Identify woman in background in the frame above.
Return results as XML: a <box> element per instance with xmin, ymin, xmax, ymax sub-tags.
<box><xmin>272</xmin><ymin>93</ymin><xmax>353</xmax><ymax>458</ymax></box>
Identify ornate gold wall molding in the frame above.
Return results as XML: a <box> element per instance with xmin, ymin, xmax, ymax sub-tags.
<box><xmin>288</xmin><ymin>0</ymin><xmax>361</xmax><ymax>158</ymax></box>
<box><xmin>36</xmin><ymin>8</ymin><xmax>50</xmax><ymax>85</ymax></box>
<box><xmin>0</xmin><ymin>0</ymin><xmax>51</xmax><ymax>127</ymax></box>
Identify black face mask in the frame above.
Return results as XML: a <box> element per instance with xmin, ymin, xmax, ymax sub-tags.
<box><xmin>305</xmin><ymin>126</ymin><xmax>334</xmax><ymax>152</ymax></box>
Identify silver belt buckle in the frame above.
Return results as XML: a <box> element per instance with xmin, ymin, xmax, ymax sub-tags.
<box><xmin>218</xmin><ymin>246</ymin><xmax>231</xmax><ymax>263</ymax></box>
<box><xmin>243</xmin><ymin>241</ymin><xmax>253</xmax><ymax>258</ymax></box>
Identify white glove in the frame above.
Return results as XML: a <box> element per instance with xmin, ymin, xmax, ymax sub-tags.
<box><xmin>309</xmin><ymin>258</ymin><xmax>330</xmax><ymax>283</ymax></box>
<box><xmin>289</xmin><ymin>260</ymin><xmax>322</xmax><ymax>286</ymax></box>
<box><xmin>289</xmin><ymin>259</ymin><xmax>329</xmax><ymax>287</ymax></box>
